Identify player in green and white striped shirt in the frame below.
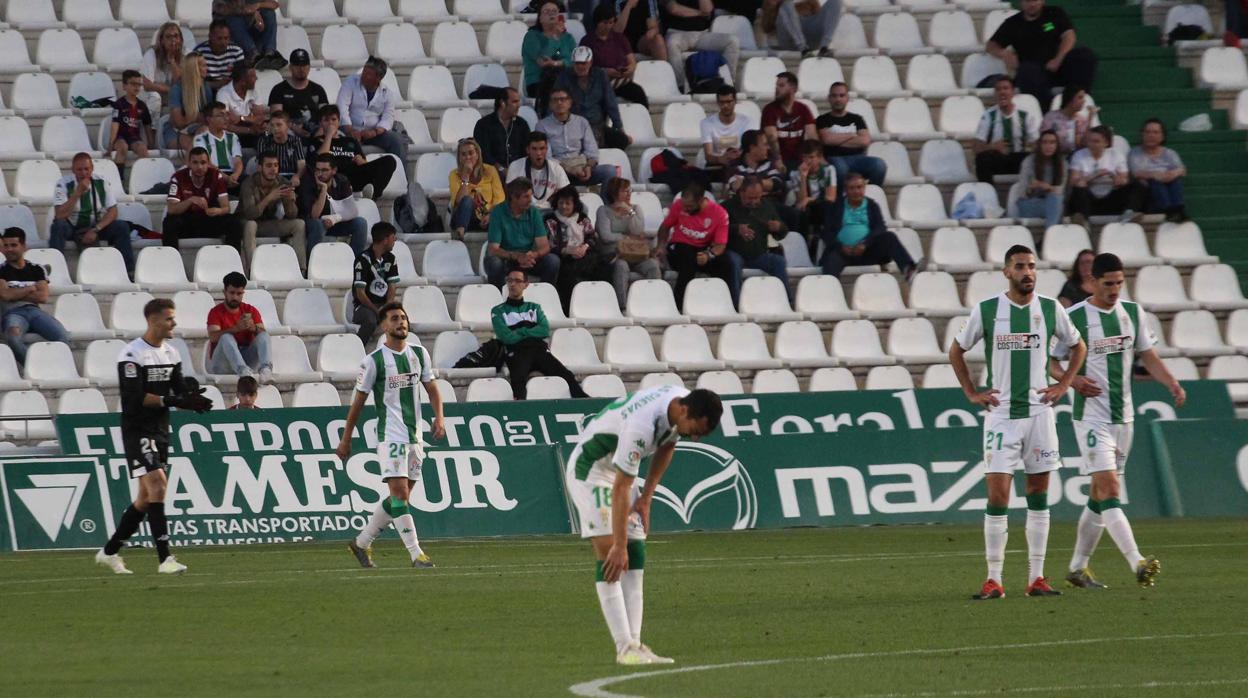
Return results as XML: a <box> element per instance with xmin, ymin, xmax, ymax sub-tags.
<box><xmin>566</xmin><ymin>386</ymin><xmax>723</xmax><ymax>665</ymax></box>
<box><xmin>336</xmin><ymin>302</ymin><xmax>446</xmax><ymax>568</ymax></box>
<box><xmin>1051</xmin><ymin>253</ymin><xmax>1185</xmax><ymax>590</ymax></box>
<box><xmin>950</xmin><ymin>245</ymin><xmax>1087</xmax><ymax>600</ymax></box>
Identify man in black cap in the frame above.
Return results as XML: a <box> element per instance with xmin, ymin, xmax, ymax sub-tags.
<box><xmin>267</xmin><ymin>48</ymin><xmax>330</xmax><ymax>140</ymax></box>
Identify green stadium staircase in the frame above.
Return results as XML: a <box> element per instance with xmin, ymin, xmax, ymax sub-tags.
<box><xmin>1047</xmin><ymin>0</ymin><xmax>1248</xmax><ymax>289</ymax></box>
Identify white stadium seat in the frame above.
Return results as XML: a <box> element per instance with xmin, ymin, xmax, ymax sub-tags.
<box><xmin>1191</xmin><ymin>264</ymin><xmax>1248</xmax><ymax>310</ymax></box>
<box><xmin>24</xmin><ymin>249</ymin><xmax>79</xmax><ymax>293</ymax></box>
<box><xmin>242</xmin><ymin>290</ymin><xmax>289</xmax><ymax>335</ymax></box>
<box><xmin>661</xmin><ymin>102</ymin><xmax>708</xmax><ymax>143</ymax></box>
<box><xmin>865</xmin><ymin>365</ymin><xmax>915</xmax><ymax>390</ymax></box>
<box><xmin>66</xmin><ymin>0</ymin><xmax>121</xmax><ymax>29</ymax></box>
<box><xmin>918</xmin><ymin>140</ymin><xmax>974</xmax><ymax>184</ymax></box>
<box><xmin>171</xmin><ymin>290</ymin><xmax>216</xmax><ymax>339</ymax></box>
<box><xmin>1154</xmin><ymin>222</ymin><xmax>1216</xmax><ymax>266</ymax></box>
<box><xmin>939</xmin><ymin>95</ymin><xmax>985</xmax><ymax>136</ymax></box>
<box><xmin>1041</xmin><ymin>224</ymin><xmax>1093</xmax><ymax>267</ymax></box>
<box><xmin>431</xmin><ymin>21</ymin><xmax>485</xmax><ymax>65</ymax></box>
<box><xmin>421</xmin><ymin>240</ymin><xmax>481</xmax><ymax>284</ymax></box>
<box><xmin>961</xmin><ymin>52</ymin><xmax>1007</xmax><ymax>90</ymax></box>
<box><xmin>92</xmin><ymin>28</ymin><xmax>143</xmax><ymax>71</ymax></box>
<box><xmin>908</xmin><ymin>271</ymin><xmax>965</xmax><ymax>317</ymax></box>
<box><xmin>268</xmin><ymin>335</ymin><xmax>324</xmax><ymax>383</ymax></box>
<box><xmin>661</xmin><ymin>324</ymin><xmax>725</xmax><ymax>371</ymax></box>
<box><xmin>742</xmin><ymin>57</ymin><xmax>788</xmax><ymax>98</ymax></box>
<box><xmin>320</xmin><ymin>24</ymin><xmax>370</xmax><ymax>68</ymax></box>
<box><xmin>851</xmin><ymin>55</ymin><xmax>906</xmax><ymax>96</ymax></box>
<box><xmin>1</xmin><ymin>391</ymin><xmax>55</xmax><ymax>439</ymax></box>
<box><xmin>639</xmin><ymin>372</ymin><xmax>685</xmax><ymax>390</ymax></box>
<box><xmin>550</xmin><ymin>328</ymin><xmax>609</xmax><ymax>374</ymax></box>
<box><xmin>906</xmin><ymin>54</ymin><xmax>962</xmax><ymax>97</ymax></box>
<box><xmin>1170</xmin><ymin>310</ymin><xmax>1235</xmax><ymax>357</ymax></box>
<box><xmin>526</xmin><ymin>376</ymin><xmax>572</xmax><ymax>400</ymax></box>
<box><xmin>604</xmin><ymin>326</ymin><xmax>669</xmax><ymax>373</ymax></box>
<box><xmin>402</xmin><ymin>286</ymin><xmax>460</xmax><ymax>332</ymax></box>
<box><xmin>985</xmin><ymin>226</ymin><xmax>1035</xmax><ymax>267</ymax></box>
<box><xmin>193</xmin><ymin>246</ymin><xmax>245</xmax><ymax>288</ymax></box>
<box><xmin>717</xmin><ymin>322</ymin><xmax>783</xmax><ymax>370</ymax></box>
<box><xmin>284</xmin><ymin>287</ymin><xmax>345</xmax><ymax>335</ymax></box>
<box><xmin>874</xmin><ymin>13</ymin><xmax>928</xmax><ymax>55</ymax></box>
<box><xmin>583</xmin><ymin>374</ymin><xmax>627</xmax><ymax>398</ymax></box>
<box><xmin>773</xmin><ymin>320</ymin><xmax>837</xmax><ymax>368</ymax></box>
<box><xmin>739</xmin><ymin>276</ymin><xmax>801</xmax><ymax>322</ymax></box>
<box><xmin>795</xmin><ymin>275</ymin><xmax>857</xmax><ymax>321</ymax></box>
<box><xmin>58</xmin><ymin>388</ymin><xmax>110</xmax><ymax>415</ymax></box>
<box><xmin>797</xmin><ymin>57</ymin><xmax>846</xmax><ymax>99</ymax></box>
<box><xmin>852</xmin><ymin>272</ymin><xmax>915</xmax><ymax>319</ymax></box>
<box><xmin>627</xmin><ymin>280</ymin><xmax>688</xmax><ymax>325</ymax></box>
<box><xmin>922</xmin><ymin>363</ymin><xmax>960</xmax><ymax>389</ymax></box>
<box><xmin>697</xmin><ymin>370</ymin><xmax>745</xmax><ymax>394</ymax></box>
<box><xmin>84</xmin><ymin>339</ymin><xmax>127</xmax><ymax>388</ymax></box>
<box><xmin>570</xmin><ymin>281</ymin><xmax>630</xmax><ymax>327</ymax></box>
<box><xmin>76</xmin><ymin>247</ymin><xmax>137</xmax><ymax>293</ymax></box>
<box><xmin>1099</xmin><ymin>223</ymin><xmax>1160</xmax><ymax>266</ymax></box>
<box><xmin>832</xmin><ymin>319</ymin><xmax>895</xmax><ymax>366</ymax></box>
<box><xmin>808</xmin><ymin>366</ymin><xmax>858</xmax><ymax>392</ymax></box>
<box><xmin>307</xmin><ymin>242</ymin><xmax>357</xmax><ymax>289</ymax></box>
<box><xmin>54</xmin><ymin>293</ymin><xmax>115</xmax><ymax>340</ymax></box>
<box><xmin>752</xmin><ymin>369</ymin><xmax>801</xmax><ymax>394</ymax></box>
<box><xmin>1199</xmin><ymin>47</ymin><xmax>1248</xmax><ymax>90</ymax></box>
<box><xmin>249</xmin><ymin>245</ymin><xmax>309</xmax><ymax>291</ymax></box>
<box><xmin>928</xmin><ymin>11</ymin><xmax>979</xmax><ymax>52</ymax></box>
<box><xmin>36</xmin><ymin>29</ymin><xmax>96</xmax><ymax>72</ymax></box>
<box><xmin>1134</xmin><ymin>265</ymin><xmax>1200</xmax><ymax>312</ymax></box>
<box><xmin>7</xmin><ymin>1</ymin><xmax>64</xmax><ymax>31</ymax></box>
<box><xmin>887</xmin><ymin>317</ymin><xmax>948</xmax><ymax>364</ymax></box>
<box><xmin>292</xmin><ymin>382</ymin><xmax>343</xmax><ymax>407</ymax></box>
<box><xmin>486</xmin><ymin>20</ymin><xmax>528</xmax><ymax>64</ymax></box>
<box><xmin>896</xmin><ymin>184</ymin><xmax>954</xmax><ymax>227</ymax></box>
<box><xmin>454</xmin><ymin>284</ymin><xmax>504</xmax><ymax>330</ymax></box>
<box><xmin>683</xmin><ymin>278</ymin><xmax>745</xmax><ymax>323</ymax></box>
<box><xmin>317</xmin><ymin>334</ymin><xmax>367</xmax><ymax>381</ymax></box>
<box><xmin>134</xmin><ymin>246</ymin><xmax>193</xmax><ymax>293</ymax></box>
<box><xmin>24</xmin><ymin>342</ymin><xmax>90</xmax><ymax>389</ymax></box>
<box><xmin>930</xmin><ymin>226</ymin><xmax>990</xmax><ymax>272</ymax></box>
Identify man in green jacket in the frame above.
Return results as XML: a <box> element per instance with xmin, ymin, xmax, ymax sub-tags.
<box><xmin>492</xmin><ymin>269</ymin><xmax>588</xmax><ymax>400</ymax></box>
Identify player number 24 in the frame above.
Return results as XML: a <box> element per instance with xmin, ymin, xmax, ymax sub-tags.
<box><xmin>389</xmin><ymin>443</ymin><xmax>404</xmax><ymax>458</ymax></box>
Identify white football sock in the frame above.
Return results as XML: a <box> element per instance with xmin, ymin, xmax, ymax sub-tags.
<box><xmin>1069</xmin><ymin>504</ymin><xmax>1104</xmax><ymax>572</ymax></box>
<box><xmin>595</xmin><ymin>581</ymin><xmax>634</xmax><ymax>654</ymax></box>
<box><xmin>1026</xmin><ymin>509</ymin><xmax>1051</xmax><ymax>581</ymax></box>
<box><xmin>984</xmin><ymin>514</ymin><xmax>1008</xmax><ymax>583</ymax></box>
<box><xmin>393</xmin><ymin>513</ymin><xmax>424</xmax><ymax>560</ymax></box>
<box><xmin>1100</xmin><ymin>506</ymin><xmax>1143</xmax><ymax>572</ymax></box>
<box><xmin>621</xmin><ymin>570</ymin><xmax>644</xmax><ymax>645</ymax></box>
<box><xmin>355</xmin><ymin>503</ymin><xmax>392</xmax><ymax>549</ymax></box>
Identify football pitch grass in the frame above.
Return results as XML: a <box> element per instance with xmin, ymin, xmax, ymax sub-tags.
<box><xmin>1</xmin><ymin>519</ymin><xmax>1245</xmax><ymax>697</ymax></box>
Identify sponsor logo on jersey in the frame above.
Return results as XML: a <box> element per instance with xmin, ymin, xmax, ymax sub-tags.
<box><xmin>1091</xmin><ymin>335</ymin><xmax>1134</xmax><ymax>355</ymax></box>
<box><xmin>146</xmin><ymin>366</ymin><xmax>175</xmax><ymax>382</ymax></box>
<box><xmin>996</xmin><ymin>333</ymin><xmax>1041</xmax><ymax>350</ymax></box>
<box><xmin>124</xmin><ymin>362</ymin><xmax>138</xmax><ymax>378</ymax></box>
<box><xmin>387</xmin><ymin>372</ymin><xmax>414</xmax><ymax>390</ymax></box>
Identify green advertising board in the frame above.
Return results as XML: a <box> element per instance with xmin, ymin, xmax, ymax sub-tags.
<box><xmin>0</xmin><ymin>382</ymin><xmax>1227</xmax><ymax>551</ymax></box>
<box><xmin>1151</xmin><ymin>419</ymin><xmax>1248</xmax><ymax>518</ymax></box>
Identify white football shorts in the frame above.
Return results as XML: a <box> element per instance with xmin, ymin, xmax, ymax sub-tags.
<box><xmin>377</xmin><ymin>441</ymin><xmax>425</xmax><ymax>481</ymax></box>
<box><xmin>982</xmin><ymin>410</ymin><xmax>1062</xmax><ymax>475</ymax></box>
<box><xmin>1073</xmin><ymin>420</ymin><xmax>1133</xmax><ymax>475</ymax></box>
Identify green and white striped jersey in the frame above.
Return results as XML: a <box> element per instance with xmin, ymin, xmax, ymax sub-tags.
<box><xmin>1062</xmin><ymin>300</ymin><xmax>1155</xmax><ymax>424</ymax></box>
<box><xmin>353</xmin><ymin>342</ymin><xmax>435</xmax><ymax>444</ymax></box>
<box><xmin>572</xmin><ymin>385</ymin><xmax>687</xmax><ymax>487</ymax></box>
<box><xmin>956</xmin><ymin>293</ymin><xmax>1081</xmax><ymax>419</ymax></box>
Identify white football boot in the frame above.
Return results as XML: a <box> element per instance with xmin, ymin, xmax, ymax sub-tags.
<box><xmin>638</xmin><ymin>644</ymin><xmax>675</xmax><ymax>664</ymax></box>
<box><xmin>616</xmin><ymin>644</ymin><xmax>652</xmax><ymax>666</ymax></box>
<box><xmin>157</xmin><ymin>556</ymin><xmax>188</xmax><ymax>575</ymax></box>
<box><xmin>95</xmin><ymin>549</ymin><xmax>133</xmax><ymax>575</ymax></box>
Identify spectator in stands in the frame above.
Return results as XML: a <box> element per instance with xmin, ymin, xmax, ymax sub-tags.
<box><xmin>1040</xmin><ymin>85</ymin><xmax>1094</xmax><ymax>155</ymax></box>
<box><xmin>524</xmin><ymin>1</ymin><xmax>578</xmax><ymax>115</ymax></box>
<box><xmin>1</xmin><ymin>227</ymin><xmax>68</xmax><ymax>365</ymax></box>
<box><xmin>545</xmin><ymin>185</ymin><xmax>607</xmax><ymax>310</ymax></box>
<box><xmin>267</xmin><ymin>49</ymin><xmax>329</xmax><ymax>140</ymax></box>
<box><xmin>240</xmin><ymin>152</ymin><xmax>306</xmax><ymax>271</ymax></box>
<box><xmin>789</xmin><ymin>139</ymin><xmax>836</xmax><ymax>241</ymax></box>
<box><xmin>657</xmin><ymin>181</ymin><xmax>733</xmax><ymax>307</ymax></box>
<box><xmin>351</xmin><ymin>223</ymin><xmax>400</xmax><ymax>345</ymax></box>
<box><xmin>230</xmin><ymin>375</ymin><xmax>260</xmax><ymax>409</ymax></box>
<box><xmin>475</xmin><ymin>88</ymin><xmax>532</xmax><ymax>175</ymax></box>
<box><xmin>556</xmin><ymin>47</ymin><xmax>632</xmax><ymax>150</ymax></box>
<box><xmin>728</xmin><ymin>129</ymin><xmax>784</xmax><ymax>197</ymax></box>
<box><xmin>972</xmin><ymin>76</ymin><xmax>1040</xmax><ymax>183</ymax></box>
<box><xmin>107</xmin><ymin>71</ymin><xmax>153</xmax><ymax>183</ymax></box>
<box><xmin>596</xmin><ymin>177</ymin><xmax>660</xmax><ymax>307</ymax></box>
<box><xmin>820</xmin><ymin>173</ymin><xmax>917</xmax><ymax>279</ymax></box>
<box><xmin>337</xmin><ymin>56</ymin><xmax>407</xmax><ymax>163</ymax></box>
<box><xmin>256</xmin><ymin>111</ymin><xmax>306</xmax><ymax>185</ymax></box>
<box><xmin>164</xmin><ymin>147</ymin><xmax>245</xmax><ymax>252</ymax></box>
<box><xmin>207</xmin><ymin>271</ymin><xmax>273</xmax><ymax>381</ymax></box>
<box><xmin>762</xmin><ymin>71</ymin><xmax>816</xmax><ymax>172</ymax></box>
<box><xmin>986</xmin><ymin>0</ymin><xmax>1097</xmax><ymax>105</ymax></box>
<box><xmin>141</xmin><ymin>22</ymin><xmax>185</xmax><ymax>116</ymax></box>
<box><xmin>196</xmin><ymin>20</ymin><xmax>247</xmax><ymax>90</ymax></box>
<box><xmin>616</xmin><ymin>0</ymin><xmax>668</xmax><ymax>61</ymax></box>
<box><xmin>1129</xmin><ymin>118</ymin><xmax>1188</xmax><ymax>222</ymax></box>
<box><xmin>507</xmin><ymin>132</ymin><xmax>571</xmax><ymax>210</ymax></box>
<box><xmin>193</xmin><ymin>102</ymin><xmax>245</xmax><ymax>190</ymax></box>
<box><xmin>702</xmin><ymin>87</ymin><xmax>754</xmax><ymax>181</ymax></box>
<box><xmin>485</xmin><ymin>178</ymin><xmax>560</xmax><ymax>287</ymax></box>
<box><xmin>216</xmin><ymin>63</ymin><xmax>267</xmax><ymax>148</ymax></box>
<box><xmin>1229</xmin><ymin>0</ymin><xmax>1248</xmax><ymax>47</ymax></box>
<box><xmin>300</xmin><ymin>153</ymin><xmax>369</xmax><ymax>256</ymax></box>
<box><xmin>761</xmin><ymin>0</ymin><xmax>841</xmax><ymax>58</ymax></box>
<box><xmin>663</xmin><ymin>0</ymin><xmax>741</xmax><ymax>93</ymax></box>
<box><xmin>816</xmin><ymin>82</ymin><xmax>886</xmax><ymax>189</ymax></box>
<box><xmin>212</xmin><ymin>1</ymin><xmax>285</xmax><ymax>70</ymax></box>
<box><xmin>1014</xmin><ymin>130</ymin><xmax>1066</xmax><ymax>228</ymax></box>
<box><xmin>1058</xmin><ymin>248</ymin><xmax>1095</xmax><ymax>308</ymax></box>
<box><xmin>167</xmin><ymin>54</ymin><xmax>213</xmax><ymax>151</ymax></box>
<box><xmin>311</xmin><ymin>105</ymin><xmax>396</xmax><ymax>199</ymax></box>
<box><xmin>724</xmin><ymin>177</ymin><xmax>790</xmax><ymax>306</ymax></box>
<box><xmin>50</xmin><ymin>153</ymin><xmax>135</xmax><ymax>275</ymax></box>
<box><xmin>450</xmin><ymin>138</ymin><xmax>505</xmax><ymax>241</ymax></box>
<box><xmin>493</xmin><ymin>269</ymin><xmax>588</xmax><ymax>400</ymax></box>
<box><xmin>537</xmin><ymin>88</ymin><xmax>617</xmax><ymax>186</ymax></box>
<box><xmin>582</xmin><ymin>3</ymin><xmax>649</xmax><ymax>107</ymax></box>
<box><xmin>1068</xmin><ymin>126</ymin><xmax>1142</xmax><ymax>226</ymax></box>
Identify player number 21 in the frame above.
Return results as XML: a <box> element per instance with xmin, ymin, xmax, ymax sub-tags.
<box><xmin>985</xmin><ymin>431</ymin><xmax>1003</xmax><ymax>450</ymax></box>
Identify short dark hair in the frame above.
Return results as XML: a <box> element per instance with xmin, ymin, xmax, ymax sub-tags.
<box><xmin>741</xmin><ymin>129</ymin><xmax>765</xmax><ymax>150</ymax></box>
<box><xmin>548</xmin><ymin>87</ymin><xmax>570</xmax><ymax>101</ymax></box>
<box><xmin>994</xmin><ymin>75</ymin><xmax>1014</xmax><ymax>88</ymax></box>
<box><xmin>715</xmin><ymin>85</ymin><xmax>737</xmax><ymax>99</ymax></box>
<box><xmin>1004</xmin><ymin>244</ymin><xmax>1035</xmax><ymax>266</ymax></box>
<box><xmin>222</xmin><ymin>271</ymin><xmax>248</xmax><ymax>290</ymax></box>
<box><xmin>681</xmin><ymin>389</ymin><xmax>723</xmax><ymax>432</ymax></box>
<box><xmin>1091</xmin><ymin>252</ymin><xmax>1124</xmax><ymax>278</ymax></box>
<box><xmin>72</xmin><ymin>151</ymin><xmax>93</xmax><ymax>164</ymax></box>
<box><xmin>122</xmin><ymin>69</ymin><xmax>142</xmax><ymax>83</ymax></box>
<box><xmin>236</xmin><ymin>375</ymin><xmax>259</xmax><ymax>395</ymax></box>
<box><xmin>506</xmin><ymin>177</ymin><xmax>533</xmax><ymax>199</ymax></box>
<box><xmin>231</xmin><ymin>62</ymin><xmax>253</xmax><ymax>82</ymax></box>
<box><xmin>144</xmin><ymin>297</ymin><xmax>175</xmax><ymax>318</ymax></box>
<box><xmin>828</xmin><ymin>81</ymin><xmax>848</xmax><ymax>93</ymax></box>
<box><xmin>1141</xmin><ymin>117</ymin><xmax>1167</xmax><ymax>144</ymax></box>
<box><xmin>206</xmin><ymin>100</ymin><xmax>226</xmax><ymax>116</ymax></box>
<box><xmin>1</xmin><ymin>226</ymin><xmax>25</xmax><ymax>243</ymax></box>
<box><xmin>371</xmin><ymin>221</ymin><xmax>397</xmax><ymax>244</ymax></box>
<box><xmin>776</xmin><ymin>71</ymin><xmax>798</xmax><ymax>87</ymax></box>
<box><xmin>377</xmin><ymin>301</ymin><xmax>406</xmax><ymax>322</ymax></box>
<box><xmin>681</xmin><ymin>181</ymin><xmax>706</xmax><ymax>199</ymax></box>
<box><xmin>258</xmin><ymin>151</ymin><xmax>279</xmax><ymax>165</ymax></box>
<box><xmin>188</xmin><ymin>146</ymin><xmax>210</xmax><ymax>159</ymax></box>
<box><xmin>800</xmin><ymin>139</ymin><xmax>824</xmax><ymax>156</ymax></box>
<box><xmin>1059</xmin><ymin>84</ymin><xmax>1086</xmax><ymax>110</ymax></box>
<box><xmin>494</xmin><ymin>87</ymin><xmax>520</xmax><ymax>112</ymax></box>
<box><xmin>526</xmin><ymin>131</ymin><xmax>548</xmax><ymax>144</ymax></box>
<box><xmin>844</xmin><ymin>172</ymin><xmax>866</xmax><ymax>185</ymax></box>
<box><xmin>314</xmin><ymin>152</ymin><xmax>337</xmax><ymax>167</ymax></box>
<box><xmin>269</xmin><ymin>109</ymin><xmax>288</xmax><ymax>122</ymax></box>
<box><xmin>1088</xmin><ymin>124</ymin><xmax>1114</xmax><ymax>143</ymax></box>
<box><xmin>739</xmin><ymin>175</ymin><xmax>764</xmax><ymax>192</ymax></box>
<box><xmin>319</xmin><ymin>104</ymin><xmax>340</xmax><ymax>121</ymax></box>
<box><xmin>209</xmin><ymin>18</ymin><xmax>230</xmax><ymax>33</ymax></box>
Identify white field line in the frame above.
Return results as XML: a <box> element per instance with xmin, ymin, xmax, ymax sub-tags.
<box><xmin>567</xmin><ymin>632</ymin><xmax>1248</xmax><ymax>698</ymax></box>
<box><xmin>852</xmin><ymin>677</ymin><xmax>1248</xmax><ymax>697</ymax></box>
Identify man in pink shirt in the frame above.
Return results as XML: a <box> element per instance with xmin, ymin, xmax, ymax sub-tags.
<box><xmin>656</xmin><ymin>182</ymin><xmax>733</xmax><ymax>308</ymax></box>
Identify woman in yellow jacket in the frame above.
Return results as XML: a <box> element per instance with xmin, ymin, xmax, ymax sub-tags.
<box><xmin>449</xmin><ymin>138</ymin><xmax>505</xmax><ymax>240</ymax></box>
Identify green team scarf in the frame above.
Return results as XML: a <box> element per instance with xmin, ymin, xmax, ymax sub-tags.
<box><xmin>67</xmin><ymin>178</ymin><xmax>107</xmax><ymax>228</ymax></box>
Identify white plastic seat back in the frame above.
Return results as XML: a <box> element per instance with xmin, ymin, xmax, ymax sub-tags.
<box><xmin>809</xmin><ymin>367</ymin><xmax>857</xmax><ymax>391</ymax></box>
<box><xmin>697</xmin><ymin>370</ymin><xmax>744</xmax><ymax>394</ymax></box>
<box><xmin>193</xmin><ymin>246</ymin><xmax>245</xmax><ymax>286</ymax></box>
<box><xmin>851</xmin><ymin>55</ymin><xmax>903</xmax><ymax>93</ymax></box>
<box><xmin>865</xmin><ymin>365</ymin><xmax>914</xmax><ymax>390</ymax></box>
<box><xmin>918</xmin><ymin>140</ymin><xmax>973</xmax><ymax>183</ymax></box>
<box><xmin>1041</xmin><ymin>224</ymin><xmax>1092</xmax><ymax>266</ymax></box>
<box><xmin>752</xmin><ymin>369</ymin><xmax>800</xmax><ymax>394</ymax></box>
<box><xmin>583</xmin><ymin>374</ymin><xmax>627</xmax><ymax>398</ymax></box>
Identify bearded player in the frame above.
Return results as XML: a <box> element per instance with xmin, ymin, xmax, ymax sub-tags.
<box><xmin>566</xmin><ymin>385</ymin><xmax>723</xmax><ymax>665</ymax></box>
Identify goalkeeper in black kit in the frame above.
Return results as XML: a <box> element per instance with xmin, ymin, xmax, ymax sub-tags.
<box><xmin>95</xmin><ymin>298</ymin><xmax>212</xmax><ymax>575</ymax></box>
